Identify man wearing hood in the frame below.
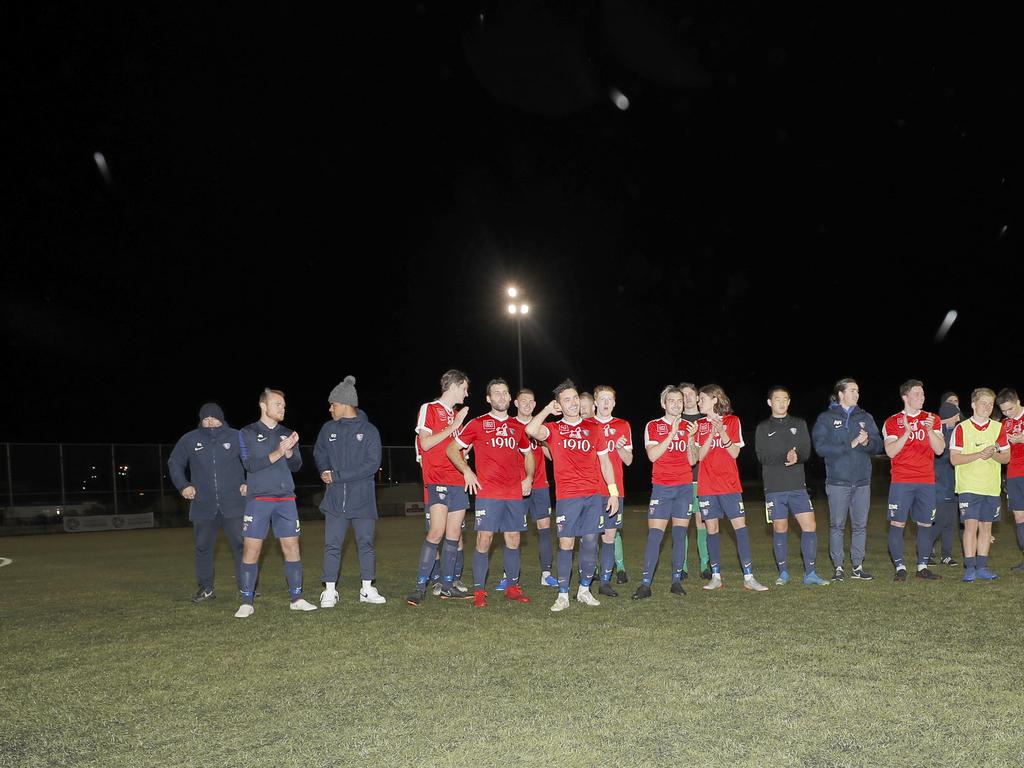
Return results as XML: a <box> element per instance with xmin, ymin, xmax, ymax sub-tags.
<box><xmin>314</xmin><ymin>376</ymin><xmax>386</xmax><ymax>606</ymax></box>
<box><xmin>168</xmin><ymin>403</ymin><xmax>247</xmax><ymax>602</ymax></box>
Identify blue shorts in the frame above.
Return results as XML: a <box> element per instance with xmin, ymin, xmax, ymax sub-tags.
<box><xmin>554</xmin><ymin>495</ymin><xmax>605</xmax><ymax>538</ymax></box>
<box><xmin>765</xmin><ymin>490</ymin><xmax>814</xmax><ymax>522</ymax></box>
<box><xmin>887</xmin><ymin>483</ymin><xmax>936</xmax><ymax>525</ymax></box>
<box><xmin>698</xmin><ymin>493</ymin><xmax>745</xmax><ymax>522</ymax></box>
<box><xmin>524</xmin><ymin>487</ymin><xmax>552</xmax><ymax>521</ymax></box>
<box><xmin>474</xmin><ymin>498</ymin><xmax>529</xmax><ymax>533</ymax></box>
<box><xmin>649</xmin><ymin>484</ymin><xmax>693</xmax><ymax>521</ymax></box>
<box><xmin>425</xmin><ymin>484</ymin><xmax>470</xmax><ymax>511</ymax></box>
<box><xmin>958</xmin><ymin>493</ymin><xmax>1000</xmax><ymax>522</ymax></box>
<box><xmin>1007</xmin><ymin>477</ymin><xmax>1024</xmax><ymax>512</ymax></box>
<box><xmin>242</xmin><ymin>498</ymin><xmax>300</xmax><ymax>540</ymax></box>
<box><xmin>600</xmin><ymin>496</ymin><xmax>624</xmax><ymax>530</ymax></box>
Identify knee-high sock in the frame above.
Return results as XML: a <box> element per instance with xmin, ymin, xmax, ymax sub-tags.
<box><xmin>707</xmin><ymin>532</ymin><xmax>721</xmax><ymax>574</ymax></box>
<box><xmin>614</xmin><ymin>530</ymin><xmax>625</xmax><ymax>571</ymax></box>
<box><xmin>455</xmin><ymin>547</ymin><xmax>465</xmax><ymax>579</ymax></box>
<box><xmin>671</xmin><ymin>526</ymin><xmax>686</xmax><ymax>581</ymax></box>
<box><xmin>240</xmin><ymin>562</ymin><xmax>258</xmax><ymax>604</ymax></box>
<box><xmin>642</xmin><ymin>529</ymin><xmax>665</xmax><ymax>585</ymax></box>
<box><xmin>440</xmin><ymin>538</ymin><xmax>460</xmax><ymax>585</ymax></box>
<box><xmin>503</xmin><ymin>546</ymin><xmax>521</xmax><ymax>584</ymax></box>
<box><xmin>800</xmin><ymin>531</ymin><xmax>816</xmax><ymax>574</ymax></box>
<box><xmin>417</xmin><ymin>540</ymin><xmax>440</xmax><ymax>586</ymax></box>
<box><xmin>681</xmin><ymin>529</ymin><xmax>690</xmax><ymax>572</ymax></box>
<box><xmin>1017</xmin><ymin>522</ymin><xmax>1024</xmax><ymax>552</ymax></box>
<box><xmin>889</xmin><ymin>525</ymin><xmax>905</xmax><ymax>570</ymax></box>
<box><xmin>556</xmin><ymin>548</ymin><xmax>573</xmax><ymax>593</ymax></box>
<box><xmin>735</xmin><ymin>527</ymin><xmax>753</xmax><ymax>575</ymax></box>
<box><xmin>579</xmin><ymin>535</ymin><xmax>599</xmax><ymax>587</ymax></box>
<box><xmin>601</xmin><ymin>538</ymin><xmax>616</xmax><ymax>582</ymax></box>
<box><xmin>773</xmin><ymin>530</ymin><xmax>788</xmax><ymax>572</ymax></box>
<box><xmin>428</xmin><ymin>555</ymin><xmax>441</xmax><ymax>583</ymax></box>
<box><xmin>472</xmin><ymin>549</ymin><xmax>489</xmax><ymax>589</ymax></box>
<box><xmin>697</xmin><ymin>528</ymin><xmax>709</xmax><ymax>570</ymax></box>
<box><xmin>284</xmin><ymin>560</ymin><xmax>302</xmax><ymax>600</ymax></box>
<box><xmin>537</xmin><ymin>527</ymin><xmax>553</xmax><ymax>572</ymax></box>
<box><xmin>916</xmin><ymin>527</ymin><xmax>932</xmax><ymax>568</ymax></box>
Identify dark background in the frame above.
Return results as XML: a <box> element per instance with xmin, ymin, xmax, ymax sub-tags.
<box><xmin>5</xmin><ymin>3</ymin><xmax>1020</xmax><ymax>458</ymax></box>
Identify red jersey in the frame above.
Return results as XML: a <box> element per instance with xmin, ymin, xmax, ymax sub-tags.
<box><xmin>542</xmin><ymin>418</ymin><xmax>608</xmax><ymax>500</ymax></box>
<box><xmin>694</xmin><ymin>415</ymin><xmax>744</xmax><ymax>495</ymax></box>
<box><xmin>645</xmin><ymin>417</ymin><xmax>693</xmax><ymax>486</ymax></box>
<box><xmin>1005</xmin><ymin>412</ymin><xmax>1024</xmax><ymax>478</ymax></box>
<box><xmin>516</xmin><ymin>416</ymin><xmax>549</xmax><ymax>489</ymax></box>
<box><xmin>951</xmin><ymin>419</ymin><xmax>1009</xmax><ymax>451</ymax></box>
<box><xmin>455</xmin><ymin>414</ymin><xmax>531</xmax><ymax>500</ymax></box>
<box><xmin>883</xmin><ymin>411</ymin><xmax>941</xmax><ymax>484</ymax></box>
<box><xmin>590</xmin><ymin>416</ymin><xmax>632</xmax><ymax>493</ymax></box>
<box><xmin>415</xmin><ymin>400</ymin><xmax>463</xmax><ymax>485</ymax></box>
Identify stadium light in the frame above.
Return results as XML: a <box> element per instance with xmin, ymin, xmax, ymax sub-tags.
<box><xmin>505</xmin><ymin>288</ymin><xmax>529</xmax><ymax>391</ymax></box>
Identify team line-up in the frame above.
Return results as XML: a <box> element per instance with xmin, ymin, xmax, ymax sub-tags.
<box><xmin>167</xmin><ymin>373</ymin><xmax>1024</xmax><ymax>617</ymax></box>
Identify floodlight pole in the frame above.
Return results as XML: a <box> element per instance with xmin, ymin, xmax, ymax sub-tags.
<box><xmin>516</xmin><ymin>315</ymin><xmax>523</xmax><ymax>394</ymax></box>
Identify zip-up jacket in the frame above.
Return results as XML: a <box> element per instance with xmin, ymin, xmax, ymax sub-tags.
<box><xmin>168</xmin><ymin>422</ymin><xmax>246</xmax><ymax>520</ymax></box>
<box><xmin>935</xmin><ymin>421</ymin><xmax>957</xmax><ymax>501</ymax></box>
<box><xmin>811</xmin><ymin>403</ymin><xmax>882</xmax><ymax>487</ymax></box>
<box><xmin>238</xmin><ymin>420</ymin><xmax>302</xmax><ymax>498</ymax></box>
<box><xmin>314</xmin><ymin>409</ymin><xmax>380</xmax><ymax>519</ymax></box>
<box><xmin>755</xmin><ymin>415</ymin><xmax>812</xmax><ymax>494</ymax></box>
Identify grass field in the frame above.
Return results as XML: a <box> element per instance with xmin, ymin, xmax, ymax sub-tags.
<box><xmin>2</xmin><ymin>502</ymin><xmax>1023</xmax><ymax>768</ymax></box>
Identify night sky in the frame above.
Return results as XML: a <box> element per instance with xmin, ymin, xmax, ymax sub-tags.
<box><xmin>6</xmin><ymin>3</ymin><xmax>1020</xmax><ymax>449</ymax></box>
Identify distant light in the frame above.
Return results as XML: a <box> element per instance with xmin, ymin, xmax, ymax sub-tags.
<box><xmin>935</xmin><ymin>309</ymin><xmax>957</xmax><ymax>342</ymax></box>
<box><xmin>93</xmin><ymin>151</ymin><xmax>112</xmax><ymax>185</ymax></box>
<box><xmin>609</xmin><ymin>88</ymin><xmax>629</xmax><ymax>111</ymax></box>
<box><xmin>998</xmin><ymin>224</ymin><xmax>1008</xmax><ymax>239</ymax></box>
<box><xmin>520</xmin><ymin>304</ymin><xmax>529</xmax><ymax>315</ymax></box>
<box><xmin>508</xmin><ymin>304</ymin><xmax>518</xmax><ymax>314</ymax></box>
<box><xmin>507</xmin><ymin>287</ymin><xmax>518</xmax><ymax>298</ymax></box>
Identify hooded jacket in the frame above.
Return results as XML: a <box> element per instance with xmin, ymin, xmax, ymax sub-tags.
<box><xmin>167</xmin><ymin>404</ymin><xmax>246</xmax><ymax>520</ymax></box>
<box><xmin>238</xmin><ymin>420</ymin><xmax>302</xmax><ymax>497</ymax></box>
<box><xmin>811</xmin><ymin>402</ymin><xmax>882</xmax><ymax>487</ymax></box>
<box><xmin>313</xmin><ymin>409</ymin><xmax>381</xmax><ymax>519</ymax></box>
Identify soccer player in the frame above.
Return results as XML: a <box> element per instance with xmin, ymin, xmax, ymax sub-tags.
<box><xmin>591</xmin><ymin>385</ymin><xmax>633</xmax><ymax>596</ymax></box>
<box><xmin>680</xmin><ymin>383</ymin><xmax>710</xmax><ymax>579</ymax></box>
<box><xmin>234</xmin><ymin>389</ymin><xmax>316</xmax><ymax>618</ymax></box>
<box><xmin>314</xmin><ymin>376</ymin><xmax>386</xmax><ymax>607</ymax></box>
<box><xmin>996</xmin><ymin>388</ymin><xmax>1024</xmax><ymax>572</ymax></box>
<box><xmin>579</xmin><ymin>392</ymin><xmax>595</xmax><ymax>419</ymax></box>
<box><xmin>882</xmin><ymin>379</ymin><xmax>945</xmax><ymax>582</ymax></box>
<box><xmin>755</xmin><ymin>387</ymin><xmax>829</xmax><ymax>586</ymax></box>
<box><xmin>168</xmin><ymin>402</ymin><xmax>247</xmax><ymax>603</ymax></box>
<box><xmin>526</xmin><ymin>380</ymin><xmax>620</xmax><ymax>612</ymax></box>
<box><xmin>513</xmin><ymin>388</ymin><xmax>559</xmax><ymax>587</ymax></box>
<box><xmin>812</xmin><ymin>378</ymin><xmax>882</xmax><ymax>581</ymax></box>
<box><xmin>446</xmin><ymin>378</ymin><xmax>534</xmax><ymax>607</ymax></box>
<box><xmin>694</xmin><ymin>385</ymin><xmax>768</xmax><ymax>592</ymax></box>
<box><xmin>951</xmin><ymin>388</ymin><xmax>1010</xmax><ymax>581</ymax></box>
<box><xmin>407</xmin><ymin>369</ymin><xmax>472</xmax><ymax>605</ymax></box>
<box><xmin>633</xmin><ymin>385</ymin><xmax>697</xmax><ymax>599</ymax></box>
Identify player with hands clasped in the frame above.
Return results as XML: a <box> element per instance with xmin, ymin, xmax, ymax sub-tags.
<box><xmin>995</xmin><ymin>389</ymin><xmax>1024</xmax><ymax>573</ymax></box>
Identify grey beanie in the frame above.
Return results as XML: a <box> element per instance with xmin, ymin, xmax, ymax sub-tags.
<box><xmin>328</xmin><ymin>376</ymin><xmax>358</xmax><ymax>407</ymax></box>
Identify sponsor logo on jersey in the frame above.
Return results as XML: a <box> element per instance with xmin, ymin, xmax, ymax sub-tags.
<box><xmin>495</xmin><ymin>423</ymin><xmax>509</xmax><ymax>437</ymax></box>
<box><xmin>484</xmin><ymin>419</ymin><xmax>495</xmax><ymax>430</ymax></box>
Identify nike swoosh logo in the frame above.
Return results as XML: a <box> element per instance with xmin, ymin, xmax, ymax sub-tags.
<box><xmin>768</xmin><ymin>432</ymin><xmax>776</xmax><ymax>437</ymax></box>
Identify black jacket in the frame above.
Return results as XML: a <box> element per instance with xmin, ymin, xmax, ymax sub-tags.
<box><xmin>238</xmin><ymin>420</ymin><xmax>302</xmax><ymax>498</ymax></box>
<box><xmin>168</xmin><ymin>421</ymin><xmax>246</xmax><ymax>520</ymax></box>
<box><xmin>314</xmin><ymin>409</ymin><xmax>381</xmax><ymax>519</ymax></box>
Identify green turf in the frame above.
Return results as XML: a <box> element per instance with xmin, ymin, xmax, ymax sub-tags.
<box><xmin>2</xmin><ymin>503</ymin><xmax>1023</xmax><ymax>768</ymax></box>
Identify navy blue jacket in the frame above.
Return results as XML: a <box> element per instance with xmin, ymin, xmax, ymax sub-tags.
<box><xmin>238</xmin><ymin>420</ymin><xmax>302</xmax><ymax>497</ymax></box>
<box><xmin>168</xmin><ymin>422</ymin><xmax>247</xmax><ymax>520</ymax></box>
<box><xmin>935</xmin><ymin>421</ymin><xmax>957</xmax><ymax>501</ymax></box>
<box><xmin>811</xmin><ymin>403</ymin><xmax>882</xmax><ymax>487</ymax></box>
<box><xmin>314</xmin><ymin>409</ymin><xmax>380</xmax><ymax>519</ymax></box>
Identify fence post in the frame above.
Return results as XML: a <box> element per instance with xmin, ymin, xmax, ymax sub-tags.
<box><xmin>5</xmin><ymin>443</ymin><xmax>12</xmax><ymax>507</ymax></box>
<box><xmin>111</xmin><ymin>444</ymin><xmax>119</xmax><ymax>514</ymax></box>
<box><xmin>387</xmin><ymin>446</ymin><xmax>393</xmax><ymax>484</ymax></box>
<box><xmin>59</xmin><ymin>444</ymin><xmax>67</xmax><ymax>506</ymax></box>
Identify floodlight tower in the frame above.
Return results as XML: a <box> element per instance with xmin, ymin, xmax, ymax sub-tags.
<box><xmin>506</xmin><ymin>286</ymin><xmax>530</xmax><ymax>393</ymax></box>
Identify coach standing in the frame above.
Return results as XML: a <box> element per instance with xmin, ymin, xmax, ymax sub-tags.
<box><xmin>314</xmin><ymin>376</ymin><xmax>386</xmax><ymax>607</ymax></box>
<box><xmin>168</xmin><ymin>403</ymin><xmax>247</xmax><ymax>602</ymax></box>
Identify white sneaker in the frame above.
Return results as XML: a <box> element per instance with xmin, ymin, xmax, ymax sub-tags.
<box><xmin>703</xmin><ymin>573</ymin><xmax>723</xmax><ymax>590</ymax></box>
<box><xmin>576</xmin><ymin>585</ymin><xmax>601</xmax><ymax>607</ymax></box>
<box><xmin>234</xmin><ymin>604</ymin><xmax>255</xmax><ymax>618</ymax></box>
<box><xmin>359</xmin><ymin>585</ymin><xmax>386</xmax><ymax>604</ymax></box>
<box><xmin>743</xmin><ymin>575</ymin><xmax>769</xmax><ymax>592</ymax></box>
<box><xmin>290</xmin><ymin>598</ymin><xmax>318</xmax><ymax>611</ymax></box>
<box><xmin>431</xmin><ymin>581</ymin><xmax>443</xmax><ymax>597</ymax></box>
<box><xmin>550</xmin><ymin>593</ymin><xmax>570</xmax><ymax>612</ymax></box>
<box><xmin>452</xmin><ymin>579</ymin><xmax>470</xmax><ymax>595</ymax></box>
<box><xmin>319</xmin><ymin>589</ymin><xmax>339</xmax><ymax>608</ymax></box>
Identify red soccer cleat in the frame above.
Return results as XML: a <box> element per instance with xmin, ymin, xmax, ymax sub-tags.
<box><xmin>505</xmin><ymin>584</ymin><xmax>531</xmax><ymax>603</ymax></box>
<box><xmin>473</xmin><ymin>589</ymin><xmax>488</xmax><ymax>608</ymax></box>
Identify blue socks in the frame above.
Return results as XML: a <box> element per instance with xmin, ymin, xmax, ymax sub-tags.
<box><xmin>600</xmin><ymin>539</ymin><xmax>616</xmax><ymax>583</ymax></box>
<box><xmin>642</xmin><ymin>528</ymin><xmax>664</xmax><ymax>585</ymax></box>
<box><xmin>472</xmin><ymin>549</ymin><xmax>489</xmax><ymax>589</ymax></box>
<box><xmin>416</xmin><ymin>540</ymin><xmax>440</xmax><ymax>586</ymax></box>
<box><xmin>735</xmin><ymin>527</ymin><xmax>753</xmax><ymax>575</ymax></box>
<box><xmin>240</xmin><ymin>562</ymin><xmax>258</xmax><ymax>604</ymax></box>
<box><xmin>671</xmin><ymin>526</ymin><xmax>686</xmax><ymax>582</ymax></box>
<box><xmin>537</xmin><ymin>527</ymin><xmax>553</xmax><ymax>571</ymax></box>
<box><xmin>503</xmin><ymin>546</ymin><xmax>521</xmax><ymax>584</ymax></box>
<box><xmin>455</xmin><ymin>547</ymin><xmax>465</xmax><ymax>580</ymax></box>
<box><xmin>889</xmin><ymin>525</ymin><xmax>905</xmax><ymax>569</ymax></box>
<box><xmin>916</xmin><ymin>526</ymin><xmax>932</xmax><ymax>567</ymax></box>
<box><xmin>284</xmin><ymin>560</ymin><xmax>302</xmax><ymax>600</ymax></box>
<box><xmin>707</xmin><ymin>532</ymin><xmax>721</xmax><ymax>574</ymax></box>
<box><xmin>440</xmin><ymin>538</ymin><xmax>459</xmax><ymax>586</ymax></box>
<box><xmin>800</xmin><ymin>531</ymin><xmax>816</xmax><ymax>575</ymax></box>
<box><xmin>557</xmin><ymin>548</ymin><xmax>573</xmax><ymax>593</ymax></box>
<box><xmin>964</xmin><ymin>556</ymin><xmax>977</xmax><ymax>570</ymax></box>
<box><xmin>1017</xmin><ymin>522</ymin><xmax>1024</xmax><ymax>551</ymax></box>
<box><xmin>977</xmin><ymin>554</ymin><xmax>989</xmax><ymax>569</ymax></box>
<box><xmin>773</xmin><ymin>530</ymin><xmax>788</xmax><ymax>573</ymax></box>
<box><xmin>578</xmin><ymin>534</ymin><xmax>599</xmax><ymax>587</ymax></box>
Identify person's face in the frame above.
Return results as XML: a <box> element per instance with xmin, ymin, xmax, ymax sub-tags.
<box><xmin>999</xmin><ymin>398</ymin><xmax>1022</xmax><ymax>419</ymax></box>
<box><xmin>514</xmin><ymin>392</ymin><xmax>536</xmax><ymax>418</ymax></box>
<box><xmin>838</xmin><ymin>383</ymin><xmax>859</xmax><ymax>408</ymax></box>
<box><xmin>559</xmin><ymin>389</ymin><xmax>580</xmax><ymax>418</ymax></box>
<box><xmin>262</xmin><ymin>394</ymin><xmax>286</xmax><ymax>422</ymax></box>
<box><xmin>452</xmin><ymin>381</ymin><xmax>469</xmax><ymax>404</ymax></box>
<box><xmin>902</xmin><ymin>386</ymin><xmax>925</xmax><ymax>412</ymax></box>
<box><xmin>579</xmin><ymin>396</ymin><xmax>594</xmax><ymax>418</ymax></box>
<box><xmin>972</xmin><ymin>394</ymin><xmax>994</xmax><ymax>421</ymax></box>
<box><xmin>768</xmin><ymin>391</ymin><xmax>790</xmax><ymax>418</ymax></box>
<box><xmin>697</xmin><ymin>392</ymin><xmax>717</xmax><ymax>416</ymax></box>
<box><xmin>329</xmin><ymin>402</ymin><xmax>345</xmax><ymax>420</ymax></box>
<box><xmin>201</xmin><ymin>416</ymin><xmax>222</xmax><ymax>428</ymax></box>
<box><xmin>946</xmin><ymin>394</ymin><xmax>960</xmax><ymax>407</ymax></box>
<box><xmin>663</xmin><ymin>392</ymin><xmax>683</xmax><ymax>418</ymax></box>
<box><xmin>594</xmin><ymin>391</ymin><xmax>615</xmax><ymax>418</ymax></box>
<box><xmin>681</xmin><ymin>387</ymin><xmax>698</xmax><ymax>411</ymax></box>
<box><xmin>487</xmin><ymin>383</ymin><xmax>511</xmax><ymax>413</ymax></box>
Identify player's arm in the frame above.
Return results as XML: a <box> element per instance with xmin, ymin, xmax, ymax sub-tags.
<box><xmin>925</xmin><ymin>415</ymin><xmax>945</xmax><ymax>455</ymax></box>
<box><xmin>795</xmin><ymin>420</ymin><xmax>812</xmax><ymax>463</ymax></box>
<box><xmin>883</xmin><ymin>419</ymin><xmax>911</xmax><ymax>458</ymax></box>
<box><xmin>598</xmin><ymin>452</ymin><xmax>620</xmax><ymax>515</ymax></box>
<box><xmin>522</xmin><ymin>449</ymin><xmax>535</xmax><ymax>495</ymax></box>
<box><xmin>948</xmin><ymin>424</ymin><xmax>972</xmax><ymax>465</ymax></box>
<box><xmin>525</xmin><ymin>402</ymin><xmax>556</xmax><ymax>441</ymax></box>
<box><xmin>313</xmin><ymin>425</ymin><xmax>332</xmax><ymax>481</ymax></box>
<box><xmin>417</xmin><ymin>409</ymin><xmax>469</xmax><ymax>452</ymax></box>
<box><xmin>721</xmin><ymin>418</ymin><xmax>742</xmax><ymax>459</ymax></box>
<box><xmin>646</xmin><ymin>419</ymin><xmax>679</xmax><ymax>462</ymax></box>
<box><xmin>167</xmin><ymin>434</ymin><xmax>194</xmax><ymax>494</ymax></box>
<box><xmin>616</xmin><ymin>426</ymin><xmax>634</xmax><ymax>466</ymax></box>
<box><xmin>862</xmin><ymin>414</ymin><xmax>883</xmax><ymax>454</ymax></box>
<box><xmin>447</xmin><ymin>436</ymin><xmax>480</xmax><ymax>494</ymax></box>
<box><xmin>285</xmin><ymin>432</ymin><xmax>303</xmax><ymax>471</ymax></box>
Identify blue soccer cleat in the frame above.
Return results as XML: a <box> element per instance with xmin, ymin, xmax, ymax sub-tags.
<box><xmin>976</xmin><ymin>567</ymin><xmax>999</xmax><ymax>581</ymax></box>
<box><xmin>774</xmin><ymin>570</ymin><xmax>790</xmax><ymax>586</ymax></box>
<box><xmin>802</xmin><ymin>571</ymin><xmax>830</xmax><ymax>586</ymax></box>
<box><xmin>495</xmin><ymin>577</ymin><xmax>509</xmax><ymax>592</ymax></box>
<box><xmin>540</xmin><ymin>573</ymin><xmax>559</xmax><ymax>588</ymax></box>
<box><xmin>962</xmin><ymin>568</ymin><xmax>976</xmax><ymax>583</ymax></box>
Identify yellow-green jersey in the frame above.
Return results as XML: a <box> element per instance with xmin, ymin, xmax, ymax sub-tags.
<box><xmin>951</xmin><ymin>418</ymin><xmax>1009</xmax><ymax>496</ymax></box>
